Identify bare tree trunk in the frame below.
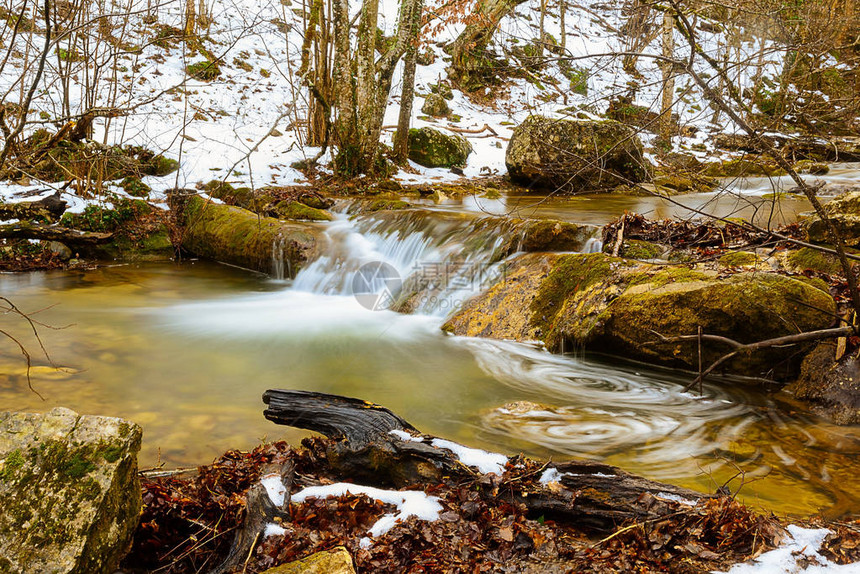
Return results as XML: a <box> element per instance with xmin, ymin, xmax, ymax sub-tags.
<box><xmin>538</xmin><ymin>0</ymin><xmax>546</xmax><ymax>59</ymax></box>
<box><xmin>559</xmin><ymin>0</ymin><xmax>566</xmax><ymax>52</ymax></box>
<box><xmin>184</xmin><ymin>0</ymin><xmax>196</xmax><ymax>37</ymax></box>
<box><xmin>333</xmin><ymin>0</ymin><xmax>423</xmax><ymax>175</ymax></box>
<box><xmin>659</xmin><ymin>11</ymin><xmax>675</xmax><ymax>145</ymax></box>
<box><xmin>446</xmin><ymin>0</ymin><xmax>527</xmax><ymax>86</ymax></box>
<box><xmin>331</xmin><ymin>0</ymin><xmax>355</xmax><ymax>168</ymax></box>
<box><xmin>393</xmin><ymin>0</ymin><xmax>422</xmax><ymax>162</ymax></box>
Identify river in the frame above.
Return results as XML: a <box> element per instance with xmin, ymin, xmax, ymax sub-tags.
<box><xmin>2</xmin><ymin>181</ymin><xmax>859</xmax><ymax>519</ymax></box>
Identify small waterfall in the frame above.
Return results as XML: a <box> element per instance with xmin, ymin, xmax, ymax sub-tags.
<box><xmin>291</xmin><ymin>211</ymin><xmax>512</xmax><ymax>315</ymax></box>
<box><xmin>271</xmin><ymin>235</ymin><xmax>290</xmax><ymax>280</ymax></box>
<box><xmin>582</xmin><ymin>237</ymin><xmax>604</xmax><ymax>253</ymax></box>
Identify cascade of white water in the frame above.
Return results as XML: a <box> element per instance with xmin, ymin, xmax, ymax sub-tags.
<box><xmin>270</xmin><ymin>234</ymin><xmax>289</xmax><ymax>281</ymax></box>
<box><xmin>290</xmin><ymin>211</ymin><xmax>511</xmax><ymax>315</ymax></box>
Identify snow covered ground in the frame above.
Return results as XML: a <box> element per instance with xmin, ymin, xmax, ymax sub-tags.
<box><xmin>0</xmin><ymin>0</ymin><xmax>790</xmax><ymax>212</ymax></box>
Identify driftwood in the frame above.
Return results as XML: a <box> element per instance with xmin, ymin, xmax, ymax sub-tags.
<box><xmin>0</xmin><ymin>192</ymin><xmax>66</xmax><ymax>222</ymax></box>
<box><xmin>262</xmin><ymin>389</ymin><xmax>712</xmax><ymax>532</ymax></box>
<box><xmin>0</xmin><ymin>221</ymin><xmax>112</xmax><ymax>246</ymax></box>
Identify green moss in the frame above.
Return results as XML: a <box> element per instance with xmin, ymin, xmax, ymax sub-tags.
<box><xmin>1</xmin><ymin>449</ymin><xmax>25</xmax><ymax>480</ymax></box>
<box><xmin>186</xmin><ymin>60</ymin><xmax>221</xmax><ymax>80</ymax></box>
<box><xmin>406</xmin><ymin>127</ymin><xmax>472</xmax><ymax>168</ymax></box>
<box><xmin>621</xmin><ymin>239</ymin><xmax>663</xmax><ymax>260</ymax></box>
<box><xmin>365</xmin><ymin>199</ymin><xmax>411</xmax><ymax>212</ymax></box>
<box><xmin>703</xmin><ymin>158</ymin><xmax>786</xmax><ymax>178</ymax></box>
<box><xmin>101</xmin><ymin>445</ymin><xmax>123</xmax><ymax>463</ymax></box>
<box><xmin>718</xmin><ymin>251</ymin><xmax>759</xmax><ymax>268</ymax></box>
<box><xmin>60</xmin><ymin>196</ymin><xmax>150</xmax><ymax>233</ymax></box>
<box><xmin>794</xmin><ymin>276</ymin><xmax>831</xmax><ymax>293</ymax></box>
<box><xmin>626</xmin><ymin>266</ymin><xmax>709</xmax><ymax>288</ymax></box>
<box><xmin>787</xmin><ymin>247</ymin><xmax>844</xmax><ymax>275</ymax></box>
<box><xmin>58</xmin><ymin>454</ymin><xmax>96</xmax><ymax>479</ymax></box>
<box><xmin>120</xmin><ymin>176</ymin><xmax>151</xmax><ymax>197</ymax></box>
<box><xmin>274</xmin><ymin>200</ymin><xmax>332</xmax><ymax>221</ymax></box>
<box><xmin>149</xmin><ymin>155</ymin><xmax>179</xmax><ymax>176</ymax></box>
<box><xmin>566</xmin><ymin>67</ymin><xmax>588</xmax><ymax>96</ymax></box>
<box><xmin>529</xmin><ymin>253</ymin><xmax>620</xmax><ymax>334</ymax></box>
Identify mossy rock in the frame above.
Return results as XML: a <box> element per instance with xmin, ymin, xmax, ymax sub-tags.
<box><xmin>175</xmin><ymin>194</ymin><xmax>321</xmax><ymax>276</ymax></box>
<box><xmin>784</xmin><ymin>247</ymin><xmax>845</xmax><ymax>275</ymax></box>
<box><xmin>120</xmin><ymin>176</ymin><xmax>151</xmax><ymax>197</ymax></box>
<box><xmin>445</xmin><ymin>252</ymin><xmax>835</xmax><ymax>380</ymax></box>
<box><xmin>505</xmin><ymin>115</ymin><xmax>650</xmax><ymax>193</ymax></box>
<box><xmin>793</xmin><ymin>159</ymin><xmax>830</xmax><ymax>175</ymax></box>
<box><xmin>363</xmin><ymin>199</ymin><xmax>412</xmax><ymax>213</ymax></box>
<box><xmin>261</xmin><ymin>546</ymin><xmax>355</xmax><ymax>574</ymax></box>
<box><xmin>406</xmin><ymin>127</ymin><xmax>472</xmax><ymax>169</ymax></box>
<box><xmin>296</xmin><ymin>193</ymin><xmax>334</xmax><ymax>210</ymax></box>
<box><xmin>10</xmin><ymin>135</ymin><xmax>178</xmax><ymax>182</ymax></box>
<box><xmin>652</xmin><ymin>172</ymin><xmax>717</xmax><ymax>194</ymax></box>
<box><xmin>718</xmin><ymin>250</ymin><xmax>760</xmax><ymax>268</ymax></box>
<box><xmin>186</xmin><ymin>60</ymin><xmax>221</xmax><ymax>81</ymax></box>
<box><xmin>621</xmin><ymin>239</ymin><xmax>664</xmax><ymax>260</ymax></box>
<box><xmin>787</xmin><ymin>341</ymin><xmax>860</xmax><ymax>425</ymax></box>
<box><xmin>91</xmin><ymin>224</ymin><xmax>175</xmax><ymax>262</ymax></box>
<box><xmin>421</xmin><ymin>93</ymin><xmax>450</xmax><ymax>117</ymax></box>
<box><xmin>703</xmin><ymin>158</ymin><xmax>786</xmax><ymax>178</ymax></box>
<box><xmin>430</xmin><ymin>82</ymin><xmax>454</xmax><ymax>100</ymax></box>
<box><xmin>806</xmin><ymin>191</ymin><xmax>860</xmax><ymax>247</ymax></box>
<box><xmin>0</xmin><ymin>407</ymin><xmax>142</xmax><ymax>574</ymax></box>
<box><xmin>507</xmin><ymin>219</ymin><xmax>595</xmax><ymax>254</ymax></box>
<box><xmin>273</xmin><ymin>200</ymin><xmax>333</xmax><ymax>221</ymax></box>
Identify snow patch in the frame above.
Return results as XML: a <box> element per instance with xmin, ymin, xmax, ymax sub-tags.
<box><xmin>291</xmin><ymin>483</ymin><xmax>443</xmax><ymax>539</ymax></box>
<box><xmin>263</xmin><ymin>523</ymin><xmax>287</xmax><ymax>538</ymax></box>
<box><xmin>389</xmin><ymin>429</ymin><xmax>424</xmax><ymax>442</ymax></box>
<box><xmin>655</xmin><ymin>492</ymin><xmax>696</xmax><ymax>506</ymax></box>
<box><xmin>539</xmin><ymin>467</ymin><xmax>565</xmax><ymax>485</ymax></box>
<box><xmin>430</xmin><ymin>438</ymin><xmax>508</xmax><ymax>475</ymax></box>
<box><xmin>260</xmin><ymin>473</ymin><xmax>287</xmax><ymax>507</ymax></box>
<box><xmin>715</xmin><ymin>525</ymin><xmax>860</xmax><ymax>573</ymax></box>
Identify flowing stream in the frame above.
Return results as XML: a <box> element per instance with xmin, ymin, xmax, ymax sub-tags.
<box><xmin>2</xmin><ymin>189</ymin><xmax>860</xmax><ymax>518</ymax></box>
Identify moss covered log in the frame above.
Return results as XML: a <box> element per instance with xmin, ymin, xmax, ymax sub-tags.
<box><xmin>176</xmin><ymin>195</ymin><xmax>324</xmax><ymax>277</ymax></box>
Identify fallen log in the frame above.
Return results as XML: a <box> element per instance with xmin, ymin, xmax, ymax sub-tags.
<box><xmin>0</xmin><ymin>192</ymin><xmax>66</xmax><ymax>222</ymax></box>
<box><xmin>0</xmin><ymin>220</ymin><xmax>112</xmax><ymax>246</ymax></box>
<box><xmin>262</xmin><ymin>389</ymin><xmax>712</xmax><ymax>532</ymax></box>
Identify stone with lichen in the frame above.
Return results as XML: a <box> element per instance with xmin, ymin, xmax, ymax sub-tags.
<box><xmin>0</xmin><ymin>407</ymin><xmax>142</xmax><ymax>574</ymax></box>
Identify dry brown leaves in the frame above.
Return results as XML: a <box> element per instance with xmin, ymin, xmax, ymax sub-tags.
<box><xmin>123</xmin><ymin>439</ymin><xmax>795</xmax><ymax>574</ymax></box>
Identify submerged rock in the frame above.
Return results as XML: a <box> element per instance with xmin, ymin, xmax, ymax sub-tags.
<box><xmin>444</xmin><ymin>252</ymin><xmax>835</xmax><ymax>380</ymax></box>
<box><xmin>788</xmin><ymin>341</ymin><xmax>860</xmax><ymax>425</ymax></box>
<box><xmin>407</xmin><ymin>127</ymin><xmax>472</xmax><ymax>168</ymax></box>
<box><xmin>0</xmin><ymin>407</ymin><xmax>142</xmax><ymax>574</ymax></box>
<box><xmin>505</xmin><ymin>115</ymin><xmax>649</xmax><ymax>192</ymax></box>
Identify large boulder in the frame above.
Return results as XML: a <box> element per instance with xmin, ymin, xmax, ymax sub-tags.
<box><xmin>806</xmin><ymin>191</ymin><xmax>860</xmax><ymax>247</ymax></box>
<box><xmin>505</xmin><ymin>115</ymin><xmax>650</xmax><ymax>192</ymax></box>
<box><xmin>173</xmin><ymin>194</ymin><xmax>324</xmax><ymax>277</ymax></box>
<box><xmin>407</xmin><ymin>127</ymin><xmax>472</xmax><ymax>168</ymax></box>
<box><xmin>443</xmin><ymin>252</ymin><xmax>835</xmax><ymax>380</ymax></box>
<box><xmin>0</xmin><ymin>407</ymin><xmax>142</xmax><ymax>574</ymax></box>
